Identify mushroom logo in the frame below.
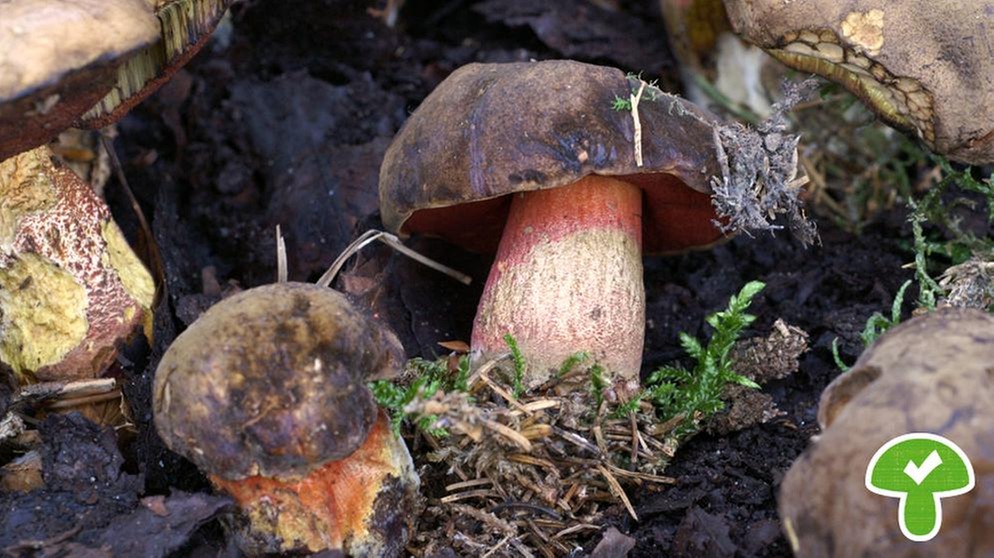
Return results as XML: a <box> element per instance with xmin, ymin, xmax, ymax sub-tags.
<box><xmin>865</xmin><ymin>433</ymin><xmax>975</xmax><ymax>542</ymax></box>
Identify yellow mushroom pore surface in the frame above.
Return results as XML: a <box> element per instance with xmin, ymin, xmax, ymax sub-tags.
<box><xmin>0</xmin><ymin>253</ymin><xmax>88</xmax><ymax>375</ymax></box>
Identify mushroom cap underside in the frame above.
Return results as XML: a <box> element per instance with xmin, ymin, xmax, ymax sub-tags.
<box><xmin>0</xmin><ymin>0</ymin><xmax>159</xmax><ymax>160</ymax></box>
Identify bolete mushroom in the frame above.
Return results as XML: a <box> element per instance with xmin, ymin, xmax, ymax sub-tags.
<box><xmin>779</xmin><ymin>308</ymin><xmax>994</xmax><ymax>556</ymax></box>
<box><xmin>379</xmin><ymin>60</ymin><xmax>801</xmax><ymax>393</ymax></box>
<box><xmin>153</xmin><ymin>282</ymin><xmax>420</xmax><ymax>556</ymax></box>
<box><xmin>0</xmin><ymin>0</ymin><xmax>231</xmax><ymax>161</ymax></box>
<box><xmin>0</xmin><ymin>145</ymin><xmax>155</xmax><ymax>382</ymax></box>
<box><xmin>722</xmin><ymin>0</ymin><xmax>994</xmax><ymax>165</ymax></box>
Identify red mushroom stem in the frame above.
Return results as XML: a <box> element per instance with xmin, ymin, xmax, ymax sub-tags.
<box><xmin>471</xmin><ymin>174</ymin><xmax>645</xmax><ymax>392</ymax></box>
<box><xmin>209</xmin><ymin>410</ymin><xmax>407</xmax><ymax>554</ymax></box>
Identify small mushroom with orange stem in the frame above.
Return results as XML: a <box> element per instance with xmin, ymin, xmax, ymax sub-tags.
<box><xmin>0</xmin><ymin>0</ymin><xmax>231</xmax><ymax>162</ymax></box>
<box><xmin>779</xmin><ymin>308</ymin><xmax>994</xmax><ymax>556</ymax></box>
<box><xmin>153</xmin><ymin>282</ymin><xmax>420</xmax><ymax>556</ymax></box>
<box><xmin>0</xmin><ymin>146</ymin><xmax>155</xmax><ymax>383</ymax></box>
<box><xmin>722</xmin><ymin>0</ymin><xmax>994</xmax><ymax>165</ymax></box>
<box><xmin>379</xmin><ymin>60</ymin><xmax>808</xmax><ymax>395</ymax></box>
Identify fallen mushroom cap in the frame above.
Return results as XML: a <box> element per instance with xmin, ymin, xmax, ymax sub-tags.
<box><xmin>153</xmin><ymin>282</ymin><xmax>418</xmax><ymax>555</ymax></box>
<box><xmin>0</xmin><ymin>0</ymin><xmax>158</xmax><ymax>162</ymax></box>
<box><xmin>0</xmin><ymin>145</ymin><xmax>155</xmax><ymax>382</ymax></box>
<box><xmin>0</xmin><ymin>0</ymin><xmax>231</xmax><ymax>162</ymax></box>
<box><xmin>779</xmin><ymin>308</ymin><xmax>994</xmax><ymax>556</ymax></box>
<box><xmin>722</xmin><ymin>0</ymin><xmax>994</xmax><ymax>165</ymax></box>
<box><xmin>380</xmin><ymin>60</ymin><xmax>731</xmax><ymax>391</ymax></box>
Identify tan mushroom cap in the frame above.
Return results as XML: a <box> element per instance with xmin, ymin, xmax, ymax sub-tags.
<box><xmin>0</xmin><ymin>0</ymin><xmax>159</xmax><ymax>161</ymax></box>
<box><xmin>722</xmin><ymin>0</ymin><xmax>994</xmax><ymax>165</ymax></box>
<box><xmin>153</xmin><ymin>282</ymin><xmax>406</xmax><ymax>481</ymax></box>
<box><xmin>379</xmin><ymin>60</ymin><xmax>728</xmax><ymax>255</ymax></box>
<box><xmin>779</xmin><ymin>308</ymin><xmax>994</xmax><ymax>556</ymax></box>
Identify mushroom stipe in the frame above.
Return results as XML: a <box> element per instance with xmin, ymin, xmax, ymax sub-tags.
<box><xmin>472</xmin><ymin>175</ymin><xmax>646</xmax><ymax>392</ymax></box>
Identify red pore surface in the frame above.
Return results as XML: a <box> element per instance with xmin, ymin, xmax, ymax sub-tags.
<box><xmin>402</xmin><ymin>173</ymin><xmax>722</xmax><ymax>254</ymax></box>
<box><xmin>211</xmin><ymin>411</ymin><xmax>397</xmax><ymax>554</ymax></box>
<box><xmin>471</xmin><ymin>174</ymin><xmax>646</xmax><ymax>390</ymax></box>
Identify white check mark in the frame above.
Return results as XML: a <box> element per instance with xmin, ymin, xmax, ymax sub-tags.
<box><xmin>904</xmin><ymin>450</ymin><xmax>943</xmax><ymax>485</ymax></box>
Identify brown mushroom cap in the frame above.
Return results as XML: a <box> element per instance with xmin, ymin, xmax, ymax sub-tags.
<box><xmin>722</xmin><ymin>0</ymin><xmax>994</xmax><ymax>165</ymax></box>
<box><xmin>153</xmin><ymin>282</ymin><xmax>405</xmax><ymax>481</ymax></box>
<box><xmin>779</xmin><ymin>308</ymin><xmax>994</xmax><ymax>556</ymax></box>
<box><xmin>379</xmin><ymin>60</ymin><xmax>727</xmax><ymax>255</ymax></box>
<box><xmin>0</xmin><ymin>0</ymin><xmax>159</xmax><ymax>161</ymax></box>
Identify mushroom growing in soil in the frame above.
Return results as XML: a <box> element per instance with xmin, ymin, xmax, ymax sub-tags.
<box><xmin>153</xmin><ymin>282</ymin><xmax>420</xmax><ymax>556</ymax></box>
<box><xmin>779</xmin><ymin>308</ymin><xmax>994</xmax><ymax>556</ymax></box>
<box><xmin>0</xmin><ymin>146</ymin><xmax>155</xmax><ymax>382</ymax></box>
<box><xmin>380</xmin><ymin>60</ymin><xmax>796</xmax><ymax>394</ymax></box>
<box><xmin>722</xmin><ymin>0</ymin><xmax>994</xmax><ymax>164</ymax></box>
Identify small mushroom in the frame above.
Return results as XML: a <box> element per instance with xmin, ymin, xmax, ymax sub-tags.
<box><xmin>153</xmin><ymin>282</ymin><xmax>420</xmax><ymax>556</ymax></box>
<box><xmin>722</xmin><ymin>0</ymin><xmax>994</xmax><ymax>164</ymax></box>
<box><xmin>779</xmin><ymin>308</ymin><xmax>994</xmax><ymax>556</ymax></box>
<box><xmin>380</xmin><ymin>60</ymin><xmax>751</xmax><ymax>393</ymax></box>
<box><xmin>0</xmin><ymin>146</ymin><xmax>155</xmax><ymax>382</ymax></box>
<box><xmin>0</xmin><ymin>0</ymin><xmax>231</xmax><ymax>161</ymax></box>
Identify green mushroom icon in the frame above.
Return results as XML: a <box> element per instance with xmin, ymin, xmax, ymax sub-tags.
<box><xmin>865</xmin><ymin>433</ymin><xmax>975</xmax><ymax>542</ymax></box>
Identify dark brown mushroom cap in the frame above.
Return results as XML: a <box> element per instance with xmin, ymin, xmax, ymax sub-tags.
<box><xmin>153</xmin><ymin>282</ymin><xmax>405</xmax><ymax>481</ymax></box>
<box><xmin>722</xmin><ymin>0</ymin><xmax>994</xmax><ymax>165</ymax></box>
<box><xmin>779</xmin><ymin>307</ymin><xmax>994</xmax><ymax>556</ymax></box>
<box><xmin>379</xmin><ymin>60</ymin><xmax>727</xmax><ymax>254</ymax></box>
<box><xmin>0</xmin><ymin>0</ymin><xmax>159</xmax><ymax>161</ymax></box>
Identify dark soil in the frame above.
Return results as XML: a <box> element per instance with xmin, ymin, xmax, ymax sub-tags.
<box><xmin>1</xmin><ymin>0</ymin><xmax>920</xmax><ymax>556</ymax></box>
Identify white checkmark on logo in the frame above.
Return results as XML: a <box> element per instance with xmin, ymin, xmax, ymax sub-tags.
<box><xmin>904</xmin><ymin>450</ymin><xmax>943</xmax><ymax>485</ymax></box>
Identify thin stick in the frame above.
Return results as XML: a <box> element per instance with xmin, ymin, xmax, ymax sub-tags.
<box><xmin>275</xmin><ymin>225</ymin><xmax>288</xmax><ymax>283</ymax></box>
<box><xmin>630</xmin><ymin>80</ymin><xmax>647</xmax><ymax>167</ymax></box>
<box><xmin>17</xmin><ymin>378</ymin><xmax>116</xmax><ymax>402</ymax></box>
<box><xmin>596</xmin><ymin>464</ymin><xmax>638</xmax><ymax>521</ymax></box>
<box><xmin>316</xmin><ymin>229</ymin><xmax>471</xmax><ymax>287</ymax></box>
<box><xmin>484</xmin><ymin>419</ymin><xmax>532</xmax><ymax>452</ymax></box>
<box><xmin>446</xmin><ymin>478</ymin><xmax>493</xmax><ymax>492</ymax></box>
<box><xmin>439</xmin><ymin>489</ymin><xmax>495</xmax><ymax>503</ymax></box>
<box><xmin>48</xmin><ymin>389</ymin><xmax>123</xmax><ymax>410</ymax></box>
<box><xmin>479</xmin><ymin>370</ymin><xmax>532</xmax><ymax>415</ymax></box>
